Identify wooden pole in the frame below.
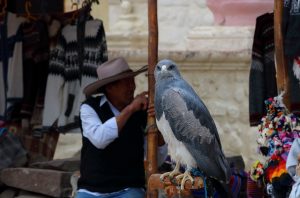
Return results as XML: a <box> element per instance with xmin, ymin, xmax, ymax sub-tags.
<box><xmin>274</xmin><ymin>0</ymin><xmax>290</xmax><ymax>108</ymax></box>
<box><xmin>146</xmin><ymin>0</ymin><xmax>158</xmax><ymax>181</ymax></box>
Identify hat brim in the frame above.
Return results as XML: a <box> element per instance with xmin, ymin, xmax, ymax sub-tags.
<box><xmin>83</xmin><ymin>65</ymin><xmax>148</xmax><ymax>96</ymax></box>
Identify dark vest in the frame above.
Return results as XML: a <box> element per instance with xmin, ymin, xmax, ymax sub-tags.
<box><xmin>77</xmin><ymin>96</ymin><xmax>147</xmax><ymax>193</ymax></box>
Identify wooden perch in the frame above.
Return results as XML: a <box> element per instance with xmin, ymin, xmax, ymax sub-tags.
<box><xmin>274</xmin><ymin>0</ymin><xmax>290</xmax><ymax>108</ymax></box>
<box><xmin>147</xmin><ymin>174</ymin><xmax>204</xmax><ymax>198</ymax></box>
<box><xmin>146</xmin><ymin>0</ymin><xmax>159</xmax><ymax>180</ymax></box>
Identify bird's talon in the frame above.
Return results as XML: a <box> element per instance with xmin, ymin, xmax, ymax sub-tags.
<box><xmin>160</xmin><ymin>173</ymin><xmax>169</xmax><ymax>183</ymax></box>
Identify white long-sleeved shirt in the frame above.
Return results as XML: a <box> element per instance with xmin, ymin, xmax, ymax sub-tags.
<box><xmin>80</xmin><ymin>95</ymin><xmax>168</xmax><ymax>165</ymax></box>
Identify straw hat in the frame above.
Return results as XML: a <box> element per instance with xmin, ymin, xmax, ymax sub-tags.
<box><xmin>83</xmin><ymin>57</ymin><xmax>148</xmax><ymax>96</ymax></box>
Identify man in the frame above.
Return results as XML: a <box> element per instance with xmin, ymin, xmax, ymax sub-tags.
<box><xmin>76</xmin><ymin>57</ymin><xmax>167</xmax><ymax>198</ymax></box>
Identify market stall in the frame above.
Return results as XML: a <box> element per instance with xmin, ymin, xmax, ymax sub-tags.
<box><xmin>0</xmin><ymin>0</ymin><xmax>299</xmax><ymax>197</ymax></box>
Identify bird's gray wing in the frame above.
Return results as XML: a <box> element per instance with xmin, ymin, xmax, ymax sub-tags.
<box><xmin>161</xmin><ymin>82</ymin><xmax>230</xmax><ymax>182</ymax></box>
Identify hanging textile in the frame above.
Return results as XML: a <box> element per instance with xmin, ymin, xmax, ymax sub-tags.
<box><xmin>282</xmin><ymin>0</ymin><xmax>300</xmax><ymax>115</ymax></box>
<box><xmin>20</xmin><ymin>19</ymin><xmax>49</xmax><ymax>119</ymax></box>
<box><xmin>287</xmin><ymin>58</ymin><xmax>300</xmax><ymax>115</ymax></box>
<box><xmin>42</xmin><ymin>19</ymin><xmax>108</xmax><ymax>133</ymax></box>
<box><xmin>0</xmin><ymin>12</ymin><xmax>26</xmax><ymax>121</ymax></box>
<box><xmin>283</xmin><ymin>0</ymin><xmax>300</xmax><ymax>57</ymax></box>
<box><xmin>249</xmin><ymin>12</ymin><xmax>278</xmax><ymax>126</ymax></box>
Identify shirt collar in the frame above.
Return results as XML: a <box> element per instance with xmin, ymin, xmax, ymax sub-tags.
<box><xmin>100</xmin><ymin>95</ymin><xmax>120</xmax><ymax>116</ymax></box>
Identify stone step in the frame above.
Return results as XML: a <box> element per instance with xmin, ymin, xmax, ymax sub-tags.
<box><xmin>15</xmin><ymin>189</ymin><xmax>52</xmax><ymax>198</ymax></box>
<box><xmin>29</xmin><ymin>157</ymin><xmax>80</xmax><ymax>172</ymax></box>
<box><xmin>0</xmin><ymin>188</ymin><xmax>17</xmax><ymax>198</ymax></box>
<box><xmin>0</xmin><ymin>168</ymin><xmax>72</xmax><ymax>198</ymax></box>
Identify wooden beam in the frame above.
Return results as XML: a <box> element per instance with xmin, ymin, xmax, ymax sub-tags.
<box><xmin>274</xmin><ymin>0</ymin><xmax>290</xmax><ymax>108</ymax></box>
<box><xmin>146</xmin><ymin>0</ymin><xmax>158</xmax><ymax>182</ymax></box>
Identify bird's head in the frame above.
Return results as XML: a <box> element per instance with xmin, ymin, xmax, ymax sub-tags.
<box><xmin>154</xmin><ymin>59</ymin><xmax>181</xmax><ymax>81</ymax></box>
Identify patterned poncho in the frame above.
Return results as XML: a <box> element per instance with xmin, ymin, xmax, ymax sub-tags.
<box><xmin>42</xmin><ymin>19</ymin><xmax>108</xmax><ymax>132</ymax></box>
<box><xmin>249</xmin><ymin>12</ymin><xmax>278</xmax><ymax>126</ymax></box>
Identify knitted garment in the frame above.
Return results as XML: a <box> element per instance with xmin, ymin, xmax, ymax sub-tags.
<box><xmin>21</xmin><ymin>20</ymin><xmax>49</xmax><ymax>119</ymax></box>
<box><xmin>282</xmin><ymin>0</ymin><xmax>300</xmax><ymax>115</ymax></box>
<box><xmin>287</xmin><ymin>57</ymin><xmax>300</xmax><ymax>115</ymax></box>
<box><xmin>283</xmin><ymin>0</ymin><xmax>300</xmax><ymax>57</ymax></box>
<box><xmin>42</xmin><ymin>19</ymin><xmax>107</xmax><ymax>132</ymax></box>
<box><xmin>0</xmin><ymin>12</ymin><xmax>26</xmax><ymax>121</ymax></box>
<box><xmin>249</xmin><ymin>12</ymin><xmax>278</xmax><ymax>126</ymax></box>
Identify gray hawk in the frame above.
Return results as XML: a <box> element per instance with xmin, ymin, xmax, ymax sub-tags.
<box><xmin>154</xmin><ymin>59</ymin><xmax>231</xmax><ymax>195</ymax></box>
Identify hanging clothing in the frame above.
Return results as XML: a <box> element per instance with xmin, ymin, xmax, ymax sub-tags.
<box><xmin>42</xmin><ymin>19</ymin><xmax>108</xmax><ymax>132</ymax></box>
<box><xmin>282</xmin><ymin>0</ymin><xmax>300</xmax><ymax>114</ymax></box>
<box><xmin>287</xmin><ymin>58</ymin><xmax>300</xmax><ymax>115</ymax></box>
<box><xmin>249</xmin><ymin>12</ymin><xmax>278</xmax><ymax>126</ymax></box>
<box><xmin>0</xmin><ymin>12</ymin><xmax>26</xmax><ymax>121</ymax></box>
<box><xmin>283</xmin><ymin>0</ymin><xmax>300</xmax><ymax>57</ymax></box>
<box><xmin>21</xmin><ymin>20</ymin><xmax>50</xmax><ymax>119</ymax></box>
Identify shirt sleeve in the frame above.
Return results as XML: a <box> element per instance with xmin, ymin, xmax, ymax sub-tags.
<box><xmin>80</xmin><ymin>104</ymin><xmax>118</xmax><ymax>149</ymax></box>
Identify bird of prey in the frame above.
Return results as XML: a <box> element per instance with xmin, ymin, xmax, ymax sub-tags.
<box><xmin>154</xmin><ymin>59</ymin><xmax>231</xmax><ymax>195</ymax></box>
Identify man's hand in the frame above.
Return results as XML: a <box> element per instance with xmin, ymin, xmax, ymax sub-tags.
<box><xmin>130</xmin><ymin>91</ymin><xmax>148</xmax><ymax>112</ymax></box>
<box><xmin>116</xmin><ymin>91</ymin><xmax>149</xmax><ymax>133</ymax></box>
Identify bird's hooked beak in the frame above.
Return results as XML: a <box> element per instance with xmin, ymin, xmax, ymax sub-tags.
<box><xmin>161</xmin><ymin>65</ymin><xmax>167</xmax><ymax>72</ymax></box>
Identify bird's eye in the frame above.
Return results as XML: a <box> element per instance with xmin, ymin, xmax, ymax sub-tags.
<box><xmin>157</xmin><ymin>66</ymin><xmax>161</xmax><ymax>71</ymax></box>
<box><xmin>168</xmin><ymin>64</ymin><xmax>175</xmax><ymax>70</ymax></box>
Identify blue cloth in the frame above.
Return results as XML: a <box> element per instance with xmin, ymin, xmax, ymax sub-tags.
<box><xmin>287</xmin><ymin>138</ymin><xmax>300</xmax><ymax>198</ymax></box>
<box><xmin>76</xmin><ymin>188</ymin><xmax>145</xmax><ymax>198</ymax></box>
<box><xmin>287</xmin><ymin>138</ymin><xmax>300</xmax><ymax>181</ymax></box>
<box><xmin>0</xmin><ymin>128</ymin><xmax>27</xmax><ymax>169</ymax></box>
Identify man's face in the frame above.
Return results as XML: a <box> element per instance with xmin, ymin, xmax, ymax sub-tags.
<box><xmin>106</xmin><ymin>77</ymin><xmax>136</xmax><ymax>108</ymax></box>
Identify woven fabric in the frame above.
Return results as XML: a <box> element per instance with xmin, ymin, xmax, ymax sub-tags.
<box><xmin>249</xmin><ymin>12</ymin><xmax>278</xmax><ymax>126</ymax></box>
<box><xmin>283</xmin><ymin>0</ymin><xmax>300</xmax><ymax>57</ymax></box>
<box><xmin>42</xmin><ymin>19</ymin><xmax>108</xmax><ymax>133</ymax></box>
<box><xmin>246</xmin><ymin>176</ymin><xmax>264</xmax><ymax>198</ymax></box>
<box><xmin>0</xmin><ymin>12</ymin><xmax>26</xmax><ymax>121</ymax></box>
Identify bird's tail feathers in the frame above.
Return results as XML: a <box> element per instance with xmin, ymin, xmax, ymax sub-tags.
<box><xmin>217</xmin><ymin>154</ymin><xmax>231</xmax><ymax>183</ymax></box>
